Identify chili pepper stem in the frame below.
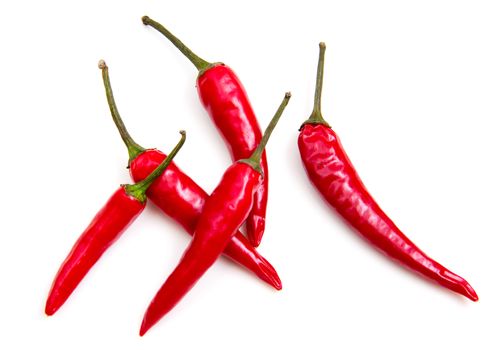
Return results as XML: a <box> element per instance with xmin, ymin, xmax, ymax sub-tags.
<box><xmin>99</xmin><ymin>60</ymin><xmax>145</xmax><ymax>162</ymax></box>
<box><xmin>142</xmin><ymin>16</ymin><xmax>215</xmax><ymax>74</ymax></box>
<box><xmin>302</xmin><ymin>42</ymin><xmax>330</xmax><ymax>129</ymax></box>
<box><xmin>239</xmin><ymin>92</ymin><xmax>291</xmax><ymax>174</ymax></box>
<box><xmin>125</xmin><ymin>131</ymin><xmax>186</xmax><ymax>203</ymax></box>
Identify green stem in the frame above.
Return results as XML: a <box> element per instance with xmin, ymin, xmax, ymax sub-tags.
<box><xmin>303</xmin><ymin>42</ymin><xmax>330</xmax><ymax>127</ymax></box>
<box><xmin>239</xmin><ymin>92</ymin><xmax>292</xmax><ymax>174</ymax></box>
<box><xmin>142</xmin><ymin>16</ymin><xmax>212</xmax><ymax>73</ymax></box>
<box><xmin>124</xmin><ymin>131</ymin><xmax>186</xmax><ymax>203</ymax></box>
<box><xmin>99</xmin><ymin>60</ymin><xmax>145</xmax><ymax>162</ymax></box>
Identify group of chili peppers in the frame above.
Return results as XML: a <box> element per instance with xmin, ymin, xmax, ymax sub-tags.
<box><xmin>45</xmin><ymin>15</ymin><xmax>478</xmax><ymax>336</ymax></box>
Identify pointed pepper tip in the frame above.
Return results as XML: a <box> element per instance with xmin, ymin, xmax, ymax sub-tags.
<box><xmin>258</xmin><ymin>256</ymin><xmax>283</xmax><ymax>291</ymax></box>
<box><xmin>464</xmin><ymin>284</ymin><xmax>479</xmax><ymax>302</ymax></box>
<box><xmin>139</xmin><ymin>320</ymin><xmax>149</xmax><ymax>337</ymax></box>
<box><xmin>44</xmin><ymin>302</ymin><xmax>57</xmax><ymax>316</ymax></box>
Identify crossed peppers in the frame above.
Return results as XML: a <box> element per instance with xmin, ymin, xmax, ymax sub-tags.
<box><xmin>45</xmin><ymin>16</ymin><xmax>478</xmax><ymax>336</ymax></box>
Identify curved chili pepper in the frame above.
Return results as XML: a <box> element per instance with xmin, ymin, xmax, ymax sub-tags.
<box><xmin>142</xmin><ymin>16</ymin><xmax>268</xmax><ymax>247</ymax></box>
<box><xmin>140</xmin><ymin>92</ymin><xmax>291</xmax><ymax>336</ymax></box>
<box><xmin>99</xmin><ymin>61</ymin><xmax>281</xmax><ymax>290</ymax></box>
<box><xmin>298</xmin><ymin>43</ymin><xmax>478</xmax><ymax>301</ymax></box>
<box><xmin>45</xmin><ymin>129</ymin><xmax>186</xmax><ymax>316</ymax></box>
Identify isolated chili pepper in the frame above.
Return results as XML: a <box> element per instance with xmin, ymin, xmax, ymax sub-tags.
<box><xmin>45</xmin><ymin>131</ymin><xmax>186</xmax><ymax>316</ymax></box>
<box><xmin>298</xmin><ymin>43</ymin><xmax>478</xmax><ymax>301</ymax></box>
<box><xmin>99</xmin><ymin>61</ymin><xmax>282</xmax><ymax>290</ymax></box>
<box><xmin>142</xmin><ymin>16</ymin><xmax>268</xmax><ymax>247</ymax></box>
<box><xmin>140</xmin><ymin>92</ymin><xmax>291</xmax><ymax>336</ymax></box>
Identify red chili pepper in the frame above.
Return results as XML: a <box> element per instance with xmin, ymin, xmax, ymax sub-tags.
<box><xmin>45</xmin><ymin>129</ymin><xmax>186</xmax><ymax>316</ymax></box>
<box><xmin>99</xmin><ymin>61</ymin><xmax>282</xmax><ymax>290</ymax></box>
<box><xmin>298</xmin><ymin>43</ymin><xmax>478</xmax><ymax>301</ymax></box>
<box><xmin>142</xmin><ymin>16</ymin><xmax>268</xmax><ymax>247</ymax></box>
<box><xmin>140</xmin><ymin>92</ymin><xmax>291</xmax><ymax>336</ymax></box>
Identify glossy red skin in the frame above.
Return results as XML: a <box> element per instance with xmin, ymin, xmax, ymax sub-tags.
<box><xmin>298</xmin><ymin>123</ymin><xmax>478</xmax><ymax>301</ymax></box>
<box><xmin>197</xmin><ymin>64</ymin><xmax>268</xmax><ymax>246</ymax></box>
<box><xmin>130</xmin><ymin>149</ymin><xmax>281</xmax><ymax>290</ymax></box>
<box><xmin>140</xmin><ymin>162</ymin><xmax>261</xmax><ymax>335</ymax></box>
<box><xmin>45</xmin><ymin>187</ymin><xmax>144</xmax><ymax>315</ymax></box>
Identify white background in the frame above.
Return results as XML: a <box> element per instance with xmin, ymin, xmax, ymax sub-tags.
<box><xmin>1</xmin><ymin>1</ymin><xmax>495</xmax><ymax>349</ymax></box>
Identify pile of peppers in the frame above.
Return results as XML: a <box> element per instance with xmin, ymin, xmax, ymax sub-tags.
<box><xmin>45</xmin><ymin>16</ymin><xmax>478</xmax><ymax>336</ymax></box>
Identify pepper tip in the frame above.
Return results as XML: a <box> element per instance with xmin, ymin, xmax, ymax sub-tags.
<box><xmin>257</xmin><ymin>255</ymin><xmax>283</xmax><ymax>291</ymax></box>
<box><xmin>98</xmin><ymin>59</ymin><xmax>107</xmax><ymax>70</ymax></box>
<box><xmin>465</xmin><ymin>285</ymin><xmax>479</xmax><ymax>302</ymax></box>
<box><xmin>250</xmin><ymin>233</ymin><xmax>262</xmax><ymax>248</ymax></box>
<box><xmin>271</xmin><ymin>274</ymin><xmax>283</xmax><ymax>291</ymax></box>
<box><xmin>139</xmin><ymin>320</ymin><xmax>150</xmax><ymax>337</ymax></box>
<box><xmin>44</xmin><ymin>308</ymin><xmax>55</xmax><ymax>317</ymax></box>
<box><xmin>44</xmin><ymin>300</ymin><xmax>57</xmax><ymax>316</ymax></box>
<box><xmin>441</xmin><ymin>269</ymin><xmax>479</xmax><ymax>302</ymax></box>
